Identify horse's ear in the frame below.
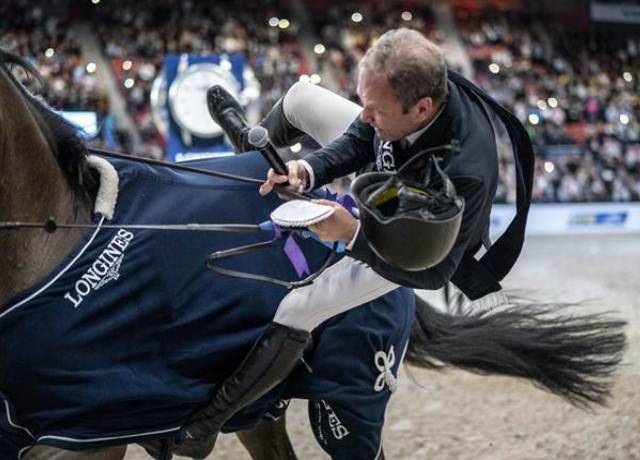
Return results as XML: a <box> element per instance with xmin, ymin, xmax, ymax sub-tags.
<box><xmin>0</xmin><ymin>47</ymin><xmax>45</xmax><ymax>93</ymax></box>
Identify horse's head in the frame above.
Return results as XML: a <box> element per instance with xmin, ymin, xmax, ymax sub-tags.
<box><xmin>0</xmin><ymin>48</ymin><xmax>99</xmax><ymax>308</ymax></box>
<box><xmin>0</xmin><ymin>48</ymin><xmax>98</xmax><ymax>206</ymax></box>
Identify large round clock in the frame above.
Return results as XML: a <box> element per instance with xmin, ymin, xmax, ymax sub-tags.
<box><xmin>168</xmin><ymin>63</ymin><xmax>240</xmax><ymax>138</ymax></box>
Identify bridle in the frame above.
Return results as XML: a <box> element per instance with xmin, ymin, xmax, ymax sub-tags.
<box><xmin>0</xmin><ymin>146</ymin><xmax>341</xmax><ymax>290</ymax></box>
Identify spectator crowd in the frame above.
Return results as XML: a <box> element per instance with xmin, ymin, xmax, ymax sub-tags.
<box><xmin>1</xmin><ymin>0</ymin><xmax>638</xmax><ymax>202</ymax></box>
<box><xmin>457</xmin><ymin>9</ymin><xmax>640</xmax><ymax>202</ymax></box>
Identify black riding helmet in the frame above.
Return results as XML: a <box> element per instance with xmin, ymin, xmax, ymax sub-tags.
<box><xmin>351</xmin><ymin>144</ymin><xmax>464</xmax><ymax>271</ymax></box>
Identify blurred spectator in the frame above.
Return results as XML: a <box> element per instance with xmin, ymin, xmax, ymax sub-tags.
<box><xmin>456</xmin><ymin>7</ymin><xmax>640</xmax><ymax>202</ymax></box>
<box><xmin>1</xmin><ymin>0</ymin><xmax>638</xmax><ymax>201</ymax></box>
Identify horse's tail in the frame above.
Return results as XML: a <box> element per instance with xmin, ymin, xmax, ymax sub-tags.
<box><xmin>404</xmin><ymin>293</ymin><xmax>627</xmax><ymax>407</ymax></box>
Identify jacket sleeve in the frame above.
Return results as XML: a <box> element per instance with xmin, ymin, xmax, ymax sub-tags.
<box><xmin>302</xmin><ymin>117</ymin><xmax>376</xmax><ymax>188</ymax></box>
<box><xmin>348</xmin><ymin>175</ymin><xmax>488</xmax><ymax>290</ymax></box>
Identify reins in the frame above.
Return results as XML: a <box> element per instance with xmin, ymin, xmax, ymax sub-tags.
<box><xmin>0</xmin><ymin>147</ymin><xmax>339</xmax><ymax>290</ymax></box>
<box><xmin>0</xmin><ymin>146</ymin><xmax>308</xmax><ymax>232</ymax></box>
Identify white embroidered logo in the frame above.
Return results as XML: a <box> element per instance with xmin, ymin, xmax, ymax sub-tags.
<box><xmin>64</xmin><ymin>229</ymin><xmax>135</xmax><ymax>307</ymax></box>
<box><xmin>320</xmin><ymin>400</ymin><xmax>350</xmax><ymax>440</ymax></box>
<box><xmin>376</xmin><ymin>141</ymin><xmax>396</xmax><ymax>172</ymax></box>
<box><xmin>373</xmin><ymin>346</ymin><xmax>398</xmax><ymax>393</ymax></box>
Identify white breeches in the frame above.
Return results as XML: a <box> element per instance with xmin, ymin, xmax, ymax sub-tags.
<box><xmin>282</xmin><ymin>82</ymin><xmax>362</xmax><ymax>148</ymax></box>
<box><xmin>273</xmin><ymin>257</ymin><xmax>400</xmax><ymax>331</ymax></box>
<box><xmin>273</xmin><ymin>83</ymin><xmax>400</xmax><ymax>332</ymax></box>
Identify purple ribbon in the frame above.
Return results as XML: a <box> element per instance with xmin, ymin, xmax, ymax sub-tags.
<box><xmin>276</xmin><ymin>194</ymin><xmax>358</xmax><ymax>279</ymax></box>
<box><xmin>336</xmin><ymin>194</ymin><xmax>358</xmax><ymax>215</ymax></box>
<box><xmin>284</xmin><ymin>234</ymin><xmax>310</xmax><ymax>278</ymax></box>
<box><xmin>272</xmin><ymin>223</ymin><xmax>282</xmax><ymax>239</ymax></box>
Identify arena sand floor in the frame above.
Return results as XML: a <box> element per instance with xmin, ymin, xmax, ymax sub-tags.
<box><xmin>125</xmin><ymin>234</ymin><xmax>640</xmax><ymax>460</ymax></box>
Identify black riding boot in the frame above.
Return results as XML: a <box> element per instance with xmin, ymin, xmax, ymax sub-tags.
<box><xmin>207</xmin><ymin>85</ymin><xmax>251</xmax><ymax>152</ymax></box>
<box><xmin>207</xmin><ymin>85</ymin><xmax>307</xmax><ymax>153</ymax></box>
<box><xmin>171</xmin><ymin>322</ymin><xmax>311</xmax><ymax>459</ymax></box>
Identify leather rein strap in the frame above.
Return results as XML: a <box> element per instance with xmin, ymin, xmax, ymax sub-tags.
<box><xmin>0</xmin><ymin>147</ymin><xmax>334</xmax><ymax>290</ymax></box>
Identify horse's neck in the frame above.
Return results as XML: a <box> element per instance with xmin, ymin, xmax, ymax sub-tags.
<box><xmin>0</xmin><ymin>142</ymin><xmax>94</xmax><ymax>309</ymax></box>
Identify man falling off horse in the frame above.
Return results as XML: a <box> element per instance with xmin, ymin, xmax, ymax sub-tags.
<box><xmin>183</xmin><ymin>27</ymin><xmax>534</xmax><ymax>458</ymax></box>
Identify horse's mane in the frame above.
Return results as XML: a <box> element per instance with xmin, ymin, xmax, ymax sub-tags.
<box><xmin>0</xmin><ymin>48</ymin><xmax>98</xmax><ymax>200</ymax></box>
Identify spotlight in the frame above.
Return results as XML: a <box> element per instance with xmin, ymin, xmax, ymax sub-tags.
<box><xmin>314</xmin><ymin>44</ymin><xmax>326</xmax><ymax>55</ymax></box>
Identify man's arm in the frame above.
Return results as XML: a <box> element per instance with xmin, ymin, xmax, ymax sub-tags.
<box><xmin>348</xmin><ymin>176</ymin><xmax>488</xmax><ymax>290</ymax></box>
<box><xmin>302</xmin><ymin>117</ymin><xmax>376</xmax><ymax>189</ymax></box>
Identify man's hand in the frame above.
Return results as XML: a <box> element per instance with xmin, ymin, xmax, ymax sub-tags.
<box><xmin>259</xmin><ymin>160</ymin><xmax>309</xmax><ymax>196</ymax></box>
<box><xmin>308</xmin><ymin>199</ymin><xmax>359</xmax><ymax>243</ymax></box>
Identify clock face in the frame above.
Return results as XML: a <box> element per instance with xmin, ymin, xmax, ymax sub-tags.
<box><xmin>168</xmin><ymin>64</ymin><xmax>240</xmax><ymax>138</ymax></box>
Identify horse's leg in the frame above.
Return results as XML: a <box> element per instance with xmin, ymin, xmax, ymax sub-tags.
<box><xmin>236</xmin><ymin>414</ymin><xmax>297</xmax><ymax>460</ymax></box>
<box><xmin>23</xmin><ymin>445</ymin><xmax>126</xmax><ymax>460</ymax></box>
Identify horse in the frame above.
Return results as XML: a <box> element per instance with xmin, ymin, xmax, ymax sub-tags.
<box><xmin>0</xmin><ymin>48</ymin><xmax>628</xmax><ymax>460</ymax></box>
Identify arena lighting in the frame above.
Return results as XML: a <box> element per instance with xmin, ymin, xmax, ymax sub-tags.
<box><xmin>548</xmin><ymin>97</ymin><xmax>558</xmax><ymax>108</ymax></box>
<box><xmin>299</xmin><ymin>74</ymin><xmax>310</xmax><ymax>83</ymax></box>
<box><xmin>544</xmin><ymin>161</ymin><xmax>555</xmax><ymax>173</ymax></box>
<box><xmin>91</xmin><ymin>0</ymin><xmax>100</xmax><ymax>4</ymax></box>
<box><xmin>314</xmin><ymin>44</ymin><xmax>326</xmax><ymax>55</ymax></box>
<box><xmin>623</xmin><ymin>71</ymin><xmax>633</xmax><ymax>82</ymax></box>
<box><xmin>268</xmin><ymin>17</ymin><xmax>279</xmax><ymax>27</ymax></box>
<box><xmin>278</xmin><ymin>18</ymin><xmax>290</xmax><ymax>29</ymax></box>
<box><xmin>86</xmin><ymin>62</ymin><xmax>97</xmax><ymax>73</ymax></box>
<box><xmin>537</xmin><ymin>99</ymin><xmax>547</xmax><ymax>110</ymax></box>
<box><xmin>44</xmin><ymin>48</ymin><xmax>55</xmax><ymax>58</ymax></box>
<box><xmin>401</xmin><ymin>11</ymin><xmax>413</xmax><ymax>21</ymax></box>
<box><xmin>124</xmin><ymin>78</ymin><xmax>134</xmax><ymax>88</ymax></box>
<box><xmin>488</xmin><ymin>63</ymin><xmax>500</xmax><ymax>74</ymax></box>
<box><xmin>310</xmin><ymin>73</ymin><xmax>322</xmax><ymax>84</ymax></box>
<box><xmin>290</xmin><ymin>143</ymin><xmax>302</xmax><ymax>153</ymax></box>
<box><xmin>528</xmin><ymin>113</ymin><xmax>540</xmax><ymax>125</ymax></box>
<box><xmin>122</xmin><ymin>60</ymin><xmax>132</xmax><ymax>71</ymax></box>
<box><xmin>351</xmin><ymin>12</ymin><xmax>363</xmax><ymax>23</ymax></box>
<box><xmin>620</xmin><ymin>114</ymin><xmax>630</xmax><ymax>125</ymax></box>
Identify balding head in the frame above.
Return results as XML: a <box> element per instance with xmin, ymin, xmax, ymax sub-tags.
<box><xmin>359</xmin><ymin>28</ymin><xmax>448</xmax><ymax>112</ymax></box>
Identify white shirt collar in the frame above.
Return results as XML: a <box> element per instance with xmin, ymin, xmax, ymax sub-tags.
<box><xmin>405</xmin><ymin>104</ymin><xmax>445</xmax><ymax>146</ymax></box>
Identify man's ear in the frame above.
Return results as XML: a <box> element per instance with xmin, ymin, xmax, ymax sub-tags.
<box><xmin>414</xmin><ymin>96</ymin><xmax>434</xmax><ymax>122</ymax></box>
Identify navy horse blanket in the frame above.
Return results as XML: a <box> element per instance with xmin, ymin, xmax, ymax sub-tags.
<box><xmin>0</xmin><ymin>152</ymin><xmax>414</xmax><ymax>459</ymax></box>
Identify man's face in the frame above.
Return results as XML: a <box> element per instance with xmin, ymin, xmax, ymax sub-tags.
<box><xmin>357</xmin><ymin>66</ymin><xmax>428</xmax><ymax>142</ymax></box>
